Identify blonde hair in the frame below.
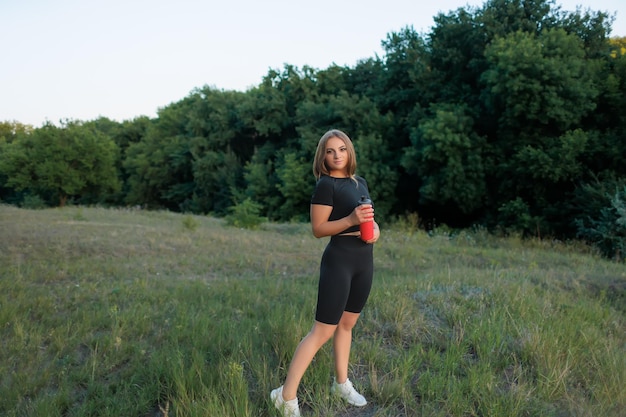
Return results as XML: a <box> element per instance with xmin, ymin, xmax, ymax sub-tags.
<box><xmin>312</xmin><ymin>129</ymin><xmax>357</xmax><ymax>180</ymax></box>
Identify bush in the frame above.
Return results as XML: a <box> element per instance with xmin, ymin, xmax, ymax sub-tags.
<box><xmin>181</xmin><ymin>215</ymin><xmax>199</xmax><ymax>232</ymax></box>
<box><xmin>575</xmin><ymin>185</ymin><xmax>626</xmax><ymax>261</ymax></box>
<box><xmin>20</xmin><ymin>193</ymin><xmax>47</xmax><ymax>209</ymax></box>
<box><xmin>224</xmin><ymin>198</ymin><xmax>267</xmax><ymax>230</ymax></box>
<box><xmin>497</xmin><ymin>197</ymin><xmax>544</xmax><ymax>237</ymax></box>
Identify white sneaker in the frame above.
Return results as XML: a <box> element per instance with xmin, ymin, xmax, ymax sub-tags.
<box><xmin>270</xmin><ymin>386</ymin><xmax>301</xmax><ymax>417</ymax></box>
<box><xmin>331</xmin><ymin>378</ymin><xmax>367</xmax><ymax>407</ymax></box>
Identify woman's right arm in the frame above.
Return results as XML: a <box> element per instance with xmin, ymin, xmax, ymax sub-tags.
<box><xmin>310</xmin><ymin>204</ymin><xmax>371</xmax><ymax>238</ymax></box>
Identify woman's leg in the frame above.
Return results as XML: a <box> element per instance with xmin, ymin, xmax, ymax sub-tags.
<box><xmin>281</xmin><ymin>321</ymin><xmax>337</xmax><ymax>400</ymax></box>
<box><xmin>333</xmin><ymin>311</ymin><xmax>360</xmax><ymax>383</ymax></box>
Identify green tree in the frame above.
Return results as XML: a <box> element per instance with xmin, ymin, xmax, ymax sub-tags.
<box><xmin>185</xmin><ymin>87</ymin><xmax>247</xmax><ymax>155</ymax></box>
<box><xmin>79</xmin><ymin>116</ymin><xmax>152</xmax><ymax>206</ymax></box>
<box><xmin>0</xmin><ymin>121</ymin><xmax>119</xmax><ymax>207</ymax></box>
<box><xmin>275</xmin><ymin>152</ymin><xmax>312</xmax><ymax>221</ymax></box>
<box><xmin>124</xmin><ymin>134</ymin><xmax>192</xmax><ymax>210</ymax></box>
<box><xmin>585</xmin><ymin>38</ymin><xmax>626</xmax><ymax>180</ymax></box>
<box><xmin>184</xmin><ymin>87</ymin><xmax>250</xmax><ymax>214</ymax></box>
<box><xmin>575</xmin><ymin>183</ymin><xmax>626</xmax><ymax>261</ymax></box>
<box><xmin>237</xmin><ymin>84</ymin><xmax>288</xmax><ymax>138</ymax></box>
<box><xmin>261</xmin><ymin>64</ymin><xmax>317</xmax><ymax>143</ymax></box>
<box><xmin>480</xmin><ymin>28</ymin><xmax>600</xmax><ymax>234</ymax></box>
<box><xmin>482</xmin><ymin>28</ymin><xmax>598</xmax><ymax>135</ymax></box>
<box><xmin>379</xmin><ymin>26</ymin><xmax>429</xmax><ymax>115</ymax></box>
<box><xmin>353</xmin><ymin>132</ymin><xmax>398</xmax><ymax>220</ymax></box>
<box><xmin>243</xmin><ymin>143</ymin><xmax>282</xmax><ymax>220</ymax></box>
<box><xmin>428</xmin><ymin>5</ymin><xmax>486</xmax><ymax>108</ymax></box>
<box><xmin>295</xmin><ymin>91</ymin><xmax>399</xmax><ymax>219</ymax></box>
<box><xmin>0</xmin><ymin>121</ymin><xmax>34</xmax><ymax>203</ymax></box>
<box><xmin>402</xmin><ymin>104</ymin><xmax>488</xmax><ymax>217</ymax></box>
<box><xmin>479</xmin><ymin>0</ymin><xmax>555</xmax><ymax>38</ymax></box>
<box><xmin>314</xmin><ymin>64</ymin><xmax>351</xmax><ymax>96</ymax></box>
<box><xmin>124</xmin><ymin>99</ymin><xmax>194</xmax><ymax>210</ymax></box>
<box><xmin>0</xmin><ymin>121</ymin><xmax>33</xmax><ymax>142</ymax></box>
<box><xmin>192</xmin><ymin>150</ymin><xmax>242</xmax><ymax>215</ymax></box>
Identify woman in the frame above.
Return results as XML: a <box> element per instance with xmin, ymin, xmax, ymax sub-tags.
<box><xmin>271</xmin><ymin>129</ymin><xmax>380</xmax><ymax>417</ymax></box>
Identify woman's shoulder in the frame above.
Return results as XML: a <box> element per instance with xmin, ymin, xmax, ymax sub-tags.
<box><xmin>311</xmin><ymin>175</ymin><xmax>335</xmax><ymax>205</ymax></box>
<box><xmin>355</xmin><ymin>175</ymin><xmax>368</xmax><ymax>186</ymax></box>
<box><xmin>315</xmin><ymin>175</ymin><xmax>336</xmax><ymax>189</ymax></box>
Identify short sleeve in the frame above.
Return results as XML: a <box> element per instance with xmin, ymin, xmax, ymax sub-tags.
<box><xmin>311</xmin><ymin>176</ymin><xmax>334</xmax><ymax>206</ymax></box>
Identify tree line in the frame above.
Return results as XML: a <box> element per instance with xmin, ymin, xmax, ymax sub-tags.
<box><xmin>1</xmin><ymin>0</ymin><xmax>625</xmax><ymax>259</ymax></box>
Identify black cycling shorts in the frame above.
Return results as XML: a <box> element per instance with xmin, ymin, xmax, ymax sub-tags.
<box><xmin>315</xmin><ymin>235</ymin><xmax>374</xmax><ymax>325</ymax></box>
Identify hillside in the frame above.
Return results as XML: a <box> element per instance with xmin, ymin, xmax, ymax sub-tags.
<box><xmin>0</xmin><ymin>205</ymin><xmax>624</xmax><ymax>416</ymax></box>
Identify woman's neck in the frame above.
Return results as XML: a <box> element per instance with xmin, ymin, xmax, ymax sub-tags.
<box><xmin>329</xmin><ymin>170</ymin><xmax>349</xmax><ymax>178</ymax></box>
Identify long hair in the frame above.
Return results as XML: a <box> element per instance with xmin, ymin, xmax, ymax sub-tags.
<box><xmin>312</xmin><ymin>129</ymin><xmax>357</xmax><ymax>180</ymax></box>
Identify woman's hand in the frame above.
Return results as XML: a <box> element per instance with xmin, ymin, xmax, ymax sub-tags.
<box><xmin>352</xmin><ymin>204</ymin><xmax>374</xmax><ymax>226</ymax></box>
<box><xmin>363</xmin><ymin>221</ymin><xmax>380</xmax><ymax>244</ymax></box>
<box><xmin>352</xmin><ymin>204</ymin><xmax>379</xmax><ymax>244</ymax></box>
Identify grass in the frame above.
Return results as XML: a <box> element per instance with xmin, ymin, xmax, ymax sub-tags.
<box><xmin>0</xmin><ymin>204</ymin><xmax>624</xmax><ymax>417</ymax></box>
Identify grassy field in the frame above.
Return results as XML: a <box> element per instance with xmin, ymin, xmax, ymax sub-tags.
<box><xmin>0</xmin><ymin>205</ymin><xmax>624</xmax><ymax>417</ymax></box>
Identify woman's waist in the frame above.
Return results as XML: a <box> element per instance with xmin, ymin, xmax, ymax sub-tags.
<box><xmin>336</xmin><ymin>231</ymin><xmax>361</xmax><ymax>237</ymax></box>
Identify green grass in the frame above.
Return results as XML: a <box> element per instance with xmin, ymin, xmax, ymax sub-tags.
<box><xmin>1</xmin><ymin>205</ymin><xmax>624</xmax><ymax>417</ymax></box>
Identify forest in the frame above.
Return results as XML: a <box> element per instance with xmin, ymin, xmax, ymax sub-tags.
<box><xmin>1</xmin><ymin>0</ymin><xmax>625</xmax><ymax>259</ymax></box>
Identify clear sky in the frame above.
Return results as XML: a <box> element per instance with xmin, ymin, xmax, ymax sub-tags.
<box><xmin>1</xmin><ymin>0</ymin><xmax>624</xmax><ymax>127</ymax></box>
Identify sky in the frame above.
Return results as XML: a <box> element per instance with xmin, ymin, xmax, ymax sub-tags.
<box><xmin>1</xmin><ymin>0</ymin><xmax>624</xmax><ymax>127</ymax></box>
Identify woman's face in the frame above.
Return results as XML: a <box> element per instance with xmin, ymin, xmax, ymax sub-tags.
<box><xmin>324</xmin><ymin>136</ymin><xmax>349</xmax><ymax>177</ymax></box>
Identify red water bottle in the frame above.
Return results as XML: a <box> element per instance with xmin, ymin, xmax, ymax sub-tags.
<box><xmin>358</xmin><ymin>195</ymin><xmax>374</xmax><ymax>241</ymax></box>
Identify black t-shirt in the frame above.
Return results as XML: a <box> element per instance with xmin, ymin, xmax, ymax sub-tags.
<box><xmin>310</xmin><ymin>175</ymin><xmax>372</xmax><ymax>234</ymax></box>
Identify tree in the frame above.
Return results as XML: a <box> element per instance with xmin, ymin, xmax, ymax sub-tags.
<box><xmin>123</xmin><ymin>96</ymin><xmax>200</xmax><ymax>210</ymax></box>
<box><xmin>237</xmin><ymin>84</ymin><xmax>288</xmax><ymax>138</ymax></box>
<box><xmin>353</xmin><ymin>132</ymin><xmax>398</xmax><ymax>220</ymax></box>
<box><xmin>379</xmin><ymin>26</ymin><xmax>429</xmax><ymax>114</ymax></box>
<box><xmin>402</xmin><ymin>104</ymin><xmax>488</xmax><ymax>219</ymax></box>
<box><xmin>575</xmin><ymin>183</ymin><xmax>626</xmax><ymax>261</ymax></box>
<box><xmin>0</xmin><ymin>121</ymin><xmax>35</xmax><ymax>203</ymax></box>
<box><xmin>0</xmin><ymin>121</ymin><xmax>119</xmax><ymax>207</ymax></box>
<box><xmin>295</xmin><ymin>91</ymin><xmax>399</xmax><ymax>219</ymax></box>
<box><xmin>243</xmin><ymin>143</ymin><xmax>283</xmax><ymax>220</ymax></box>
<box><xmin>0</xmin><ymin>121</ymin><xmax>33</xmax><ymax>142</ymax></box>
<box><xmin>192</xmin><ymin>149</ymin><xmax>242</xmax><ymax>215</ymax></box>
<box><xmin>260</xmin><ymin>64</ymin><xmax>317</xmax><ymax>141</ymax></box>
<box><xmin>482</xmin><ymin>28</ymin><xmax>598</xmax><ymax>135</ymax></box>
<box><xmin>480</xmin><ymin>28</ymin><xmax>600</xmax><ymax>234</ymax></box>
<box><xmin>479</xmin><ymin>0</ymin><xmax>556</xmax><ymax>38</ymax></box>
<box><xmin>275</xmin><ymin>152</ymin><xmax>312</xmax><ymax>221</ymax></box>
<box><xmin>428</xmin><ymin>5</ymin><xmax>486</xmax><ymax>108</ymax></box>
<box><xmin>124</xmin><ymin>127</ymin><xmax>193</xmax><ymax>210</ymax></box>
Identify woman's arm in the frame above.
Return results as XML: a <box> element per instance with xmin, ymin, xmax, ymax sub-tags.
<box><xmin>364</xmin><ymin>221</ymin><xmax>380</xmax><ymax>244</ymax></box>
<box><xmin>310</xmin><ymin>203</ymin><xmax>373</xmax><ymax>238</ymax></box>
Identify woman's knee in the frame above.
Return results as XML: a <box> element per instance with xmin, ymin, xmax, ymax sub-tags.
<box><xmin>309</xmin><ymin>321</ymin><xmax>337</xmax><ymax>344</ymax></box>
<box><xmin>337</xmin><ymin>311</ymin><xmax>360</xmax><ymax>331</ymax></box>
